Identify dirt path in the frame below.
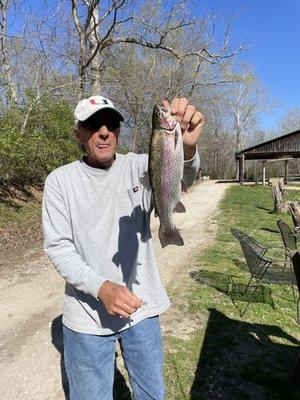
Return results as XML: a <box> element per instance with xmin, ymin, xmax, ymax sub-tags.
<box><xmin>0</xmin><ymin>181</ymin><xmax>231</xmax><ymax>400</ymax></box>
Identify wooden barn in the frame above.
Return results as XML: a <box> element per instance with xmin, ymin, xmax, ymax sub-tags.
<box><xmin>236</xmin><ymin>129</ymin><xmax>300</xmax><ymax>184</ymax></box>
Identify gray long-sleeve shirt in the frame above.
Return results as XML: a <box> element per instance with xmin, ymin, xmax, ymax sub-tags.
<box><xmin>42</xmin><ymin>151</ymin><xmax>200</xmax><ymax>335</ymax></box>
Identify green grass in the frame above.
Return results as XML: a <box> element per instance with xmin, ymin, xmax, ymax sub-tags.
<box><xmin>164</xmin><ymin>186</ymin><xmax>300</xmax><ymax>400</ymax></box>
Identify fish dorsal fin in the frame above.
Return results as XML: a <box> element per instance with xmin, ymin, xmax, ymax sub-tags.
<box><xmin>181</xmin><ymin>180</ymin><xmax>187</xmax><ymax>193</ymax></box>
<box><xmin>173</xmin><ymin>201</ymin><xmax>186</xmax><ymax>213</ymax></box>
<box><xmin>139</xmin><ymin>171</ymin><xmax>151</xmax><ymax>191</ymax></box>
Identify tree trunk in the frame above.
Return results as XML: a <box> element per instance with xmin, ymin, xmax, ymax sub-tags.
<box><xmin>88</xmin><ymin>2</ymin><xmax>101</xmax><ymax>94</ymax></box>
<box><xmin>0</xmin><ymin>0</ymin><xmax>18</xmax><ymax>104</ymax></box>
<box><xmin>238</xmin><ymin>155</ymin><xmax>245</xmax><ymax>184</ymax></box>
<box><xmin>132</xmin><ymin>126</ymin><xmax>139</xmax><ymax>153</ymax></box>
<box><xmin>79</xmin><ymin>61</ymin><xmax>86</xmax><ymax>99</ymax></box>
<box><xmin>71</xmin><ymin>0</ymin><xmax>88</xmax><ymax>98</ymax></box>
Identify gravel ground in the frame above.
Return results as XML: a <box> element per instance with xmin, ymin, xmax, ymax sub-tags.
<box><xmin>0</xmin><ymin>180</ymin><xmax>230</xmax><ymax>399</ymax></box>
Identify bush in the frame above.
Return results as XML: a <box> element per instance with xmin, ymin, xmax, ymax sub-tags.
<box><xmin>0</xmin><ymin>95</ymin><xmax>81</xmax><ymax>186</ymax></box>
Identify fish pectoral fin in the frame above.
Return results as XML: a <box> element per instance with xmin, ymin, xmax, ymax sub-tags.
<box><xmin>181</xmin><ymin>180</ymin><xmax>188</xmax><ymax>193</ymax></box>
<box><xmin>139</xmin><ymin>171</ymin><xmax>151</xmax><ymax>190</ymax></box>
<box><xmin>173</xmin><ymin>201</ymin><xmax>186</xmax><ymax>213</ymax></box>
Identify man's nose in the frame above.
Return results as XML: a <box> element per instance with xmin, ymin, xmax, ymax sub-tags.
<box><xmin>98</xmin><ymin>125</ymin><xmax>109</xmax><ymax>138</ymax></box>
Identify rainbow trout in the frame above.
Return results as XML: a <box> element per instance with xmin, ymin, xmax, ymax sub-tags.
<box><xmin>148</xmin><ymin>105</ymin><xmax>186</xmax><ymax>248</ymax></box>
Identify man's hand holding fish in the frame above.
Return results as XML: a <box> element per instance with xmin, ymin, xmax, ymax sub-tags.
<box><xmin>161</xmin><ymin>97</ymin><xmax>204</xmax><ymax>159</ymax></box>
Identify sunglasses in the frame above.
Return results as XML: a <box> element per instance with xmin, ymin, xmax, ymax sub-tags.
<box><xmin>79</xmin><ymin>115</ymin><xmax>121</xmax><ymax>132</ymax></box>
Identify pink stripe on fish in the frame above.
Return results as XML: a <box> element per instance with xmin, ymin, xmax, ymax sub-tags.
<box><xmin>161</xmin><ymin>132</ymin><xmax>176</xmax><ymax>209</ymax></box>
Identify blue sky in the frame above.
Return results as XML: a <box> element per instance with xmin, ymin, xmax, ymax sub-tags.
<box><xmin>8</xmin><ymin>0</ymin><xmax>300</xmax><ymax>131</ymax></box>
<box><xmin>194</xmin><ymin>0</ymin><xmax>300</xmax><ymax>130</ymax></box>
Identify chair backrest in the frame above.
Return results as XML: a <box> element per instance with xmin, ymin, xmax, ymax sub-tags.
<box><xmin>231</xmin><ymin>228</ymin><xmax>271</xmax><ymax>279</ymax></box>
<box><xmin>239</xmin><ymin>239</ymin><xmax>271</xmax><ymax>279</ymax></box>
<box><xmin>277</xmin><ymin>220</ymin><xmax>298</xmax><ymax>252</ymax></box>
<box><xmin>231</xmin><ymin>228</ymin><xmax>267</xmax><ymax>256</ymax></box>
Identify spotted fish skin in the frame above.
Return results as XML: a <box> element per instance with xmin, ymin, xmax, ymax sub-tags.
<box><xmin>149</xmin><ymin>104</ymin><xmax>185</xmax><ymax>248</ymax></box>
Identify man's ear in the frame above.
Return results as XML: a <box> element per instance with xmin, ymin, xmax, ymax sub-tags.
<box><xmin>74</xmin><ymin>128</ymin><xmax>81</xmax><ymax>143</ymax></box>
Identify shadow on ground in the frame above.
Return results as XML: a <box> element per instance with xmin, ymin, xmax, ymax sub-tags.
<box><xmin>51</xmin><ymin>315</ymin><xmax>133</xmax><ymax>400</ymax></box>
<box><xmin>190</xmin><ymin>308</ymin><xmax>300</xmax><ymax>400</ymax></box>
<box><xmin>191</xmin><ymin>266</ymin><xmax>296</xmax><ymax>316</ymax></box>
<box><xmin>256</xmin><ymin>205</ymin><xmax>276</xmax><ymax>213</ymax></box>
<box><xmin>190</xmin><ymin>269</ymin><xmax>275</xmax><ymax>308</ymax></box>
<box><xmin>260</xmin><ymin>227</ymin><xmax>279</xmax><ymax>234</ymax></box>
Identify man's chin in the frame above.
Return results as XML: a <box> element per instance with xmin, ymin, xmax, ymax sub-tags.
<box><xmin>85</xmin><ymin>153</ymin><xmax>115</xmax><ymax>169</ymax></box>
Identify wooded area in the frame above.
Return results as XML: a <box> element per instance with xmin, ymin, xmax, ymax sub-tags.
<box><xmin>0</xmin><ymin>0</ymin><xmax>300</xmax><ymax>189</ymax></box>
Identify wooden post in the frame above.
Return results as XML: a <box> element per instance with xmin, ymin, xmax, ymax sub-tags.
<box><xmin>254</xmin><ymin>160</ymin><xmax>257</xmax><ymax>184</ymax></box>
<box><xmin>262</xmin><ymin>161</ymin><xmax>266</xmax><ymax>186</ymax></box>
<box><xmin>284</xmin><ymin>160</ymin><xmax>289</xmax><ymax>185</ymax></box>
<box><xmin>239</xmin><ymin>155</ymin><xmax>245</xmax><ymax>185</ymax></box>
<box><xmin>289</xmin><ymin>202</ymin><xmax>300</xmax><ymax>230</ymax></box>
<box><xmin>270</xmin><ymin>179</ymin><xmax>285</xmax><ymax>212</ymax></box>
<box><xmin>278</xmin><ymin>178</ymin><xmax>285</xmax><ymax>194</ymax></box>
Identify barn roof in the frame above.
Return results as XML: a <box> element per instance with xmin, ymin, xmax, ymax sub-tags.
<box><xmin>235</xmin><ymin>129</ymin><xmax>300</xmax><ymax>160</ymax></box>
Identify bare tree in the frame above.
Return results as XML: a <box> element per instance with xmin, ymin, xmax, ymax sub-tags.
<box><xmin>0</xmin><ymin>0</ymin><xmax>18</xmax><ymax>104</ymax></box>
<box><xmin>279</xmin><ymin>108</ymin><xmax>300</xmax><ymax>134</ymax></box>
<box><xmin>69</xmin><ymin>0</ymin><xmax>241</xmax><ymax>98</ymax></box>
<box><xmin>226</xmin><ymin>74</ymin><xmax>268</xmax><ymax>152</ymax></box>
<box><xmin>199</xmin><ymin>101</ymin><xmax>236</xmax><ymax>179</ymax></box>
<box><xmin>221</xmin><ymin>66</ymin><xmax>270</xmax><ymax>178</ymax></box>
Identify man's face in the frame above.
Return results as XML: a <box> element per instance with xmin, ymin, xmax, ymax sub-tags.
<box><xmin>75</xmin><ymin>110</ymin><xmax>121</xmax><ymax>168</ymax></box>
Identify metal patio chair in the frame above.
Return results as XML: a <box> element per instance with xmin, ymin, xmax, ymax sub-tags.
<box><xmin>231</xmin><ymin>228</ymin><xmax>297</xmax><ymax>318</ymax></box>
<box><xmin>277</xmin><ymin>220</ymin><xmax>298</xmax><ymax>259</ymax></box>
<box><xmin>231</xmin><ymin>228</ymin><xmax>293</xmax><ymax>267</ymax></box>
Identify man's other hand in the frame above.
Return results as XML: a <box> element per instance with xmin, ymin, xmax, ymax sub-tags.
<box><xmin>98</xmin><ymin>281</ymin><xmax>142</xmax><ymax>319</ymax></box>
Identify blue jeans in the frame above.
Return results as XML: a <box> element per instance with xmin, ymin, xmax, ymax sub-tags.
<box><xmin>63</xmin><ymin>316</ymin><xmax>164</xmax><ymax>400</ymax></box>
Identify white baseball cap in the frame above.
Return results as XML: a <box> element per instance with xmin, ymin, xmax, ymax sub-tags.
<box><xmin>74</xmin><ymin>95</ymin><xmax>124</xmax><ymax>122</ymax></box>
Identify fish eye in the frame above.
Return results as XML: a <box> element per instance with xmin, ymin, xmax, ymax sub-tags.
<box><xmin>158</xmin><ymin>110</ymin><xmax>163</xmax><ymax>117</ymax></box>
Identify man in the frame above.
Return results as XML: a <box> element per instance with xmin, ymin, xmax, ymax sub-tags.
<box><xmin>42</xmin><ymin>95</ymin><xmax>203</xmax><ymax>400</ymax></box>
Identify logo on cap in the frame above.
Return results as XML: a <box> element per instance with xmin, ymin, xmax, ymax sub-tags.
<box><xmin>89</xmin><ymin>99</ymin><xmax>109</xmax><ymax>105</ymax></box>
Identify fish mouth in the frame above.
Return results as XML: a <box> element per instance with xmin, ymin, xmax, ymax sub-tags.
<box><xmin>156</xmin><ymin>106</ymin><xmax>177</xmax><ymax>130</ymax></box>
<box><xmin>155</xmin><ymin>105</ymin><xmax>170</xmax><ymax>115</ymax></box>
<box><xmin>160</xmin><ymin>106</ymin><xmax>169</xmax><ymax>113</ymax></box>
<box><xmin>162</xmin><ymin>122</ymin><xmax>177</xmax><ymax>131</ymax></box>
<box><xmin>161</xmin><ymin>117</ymin><xmax>177</xmax><ymax>131</ymax></box>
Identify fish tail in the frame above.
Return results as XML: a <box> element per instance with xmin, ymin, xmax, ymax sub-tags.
<box><xmin>159</xmin><ymin>225</ymin><xmax>184</xmax><ymax>248</ymax></box>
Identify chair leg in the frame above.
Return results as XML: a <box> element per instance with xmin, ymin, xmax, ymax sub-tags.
<box><xmin>230</xmin><ymin>280</ymin><xmax>237</xmax><ymax>307</ymax></box>
<box><xmin>242</xmin><ymin>276</ymin><xmax>254</xmax><ymax>295</ymax></box>
<box><xmin>240</xmin><ymin>285</ymin><xmax>259</xmax><ymax>317</ymax></box>
<box><xmin>292</xmin><ymin>284</ymin><xmax>296</xmax><ymax>303</ymax></box>
<box><xmin>282</xmin><ymin>254</ymin><xmax>288</xmax><ymax>272</ymax></box>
